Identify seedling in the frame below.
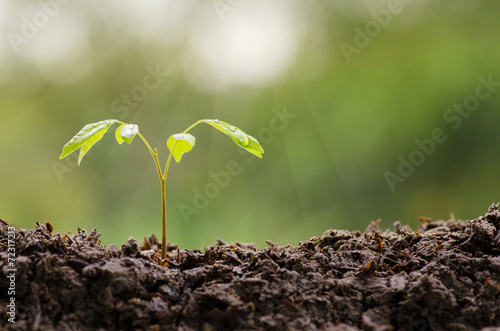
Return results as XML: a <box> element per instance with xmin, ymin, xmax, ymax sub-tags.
<box><xmin>59</xmin><ymin>119</ymin><xmax>264</xmax><ymax>259</ymax></box>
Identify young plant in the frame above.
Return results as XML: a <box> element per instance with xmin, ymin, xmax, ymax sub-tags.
<box><xmin>59</xmin><ymin>119</ymin><xmax>264</xmax><ymax>259</ymax></box>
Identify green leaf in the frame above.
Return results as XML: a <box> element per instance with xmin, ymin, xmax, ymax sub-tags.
<box><xmin>245</xmin><ymin>135</ymin><xmax>265</xmax><ymax>158</ymax></box>
<box><xmin>115</xmin><ymin>124</ymin><xmax>139</xmax><ymax>145</ymax></box>
<box><xmin>59</xmin><ymin>119</ymin><xmax>117</xmax><ymax>165</ymax></box>
<box><xmin>115</xmin><ymin>124</ymin><xmax>125</xmax><ymax>144</ymax></box>
<box><xmin>167</xmin><ymin>133</ymin><xmax>196</xmax><ymax>162</ymax></box>
<box><xmin>203</xmin><ymin>119</ymin><xmax>264</xmax><ymax>158</ymax></box>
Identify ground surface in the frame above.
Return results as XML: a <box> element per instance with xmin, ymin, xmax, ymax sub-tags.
<box><xmin>1</xmin><ymin>204</ymin><xmax>500</xmax><ymax>331</ymax></box>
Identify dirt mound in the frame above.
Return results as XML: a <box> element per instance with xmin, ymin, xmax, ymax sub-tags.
<box><xmin>1</xmin><ymin>204</ymin><xmax>500</xmax><ymax>330</ymax></box>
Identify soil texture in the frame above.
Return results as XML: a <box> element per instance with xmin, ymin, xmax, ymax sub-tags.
<box><xmin>1</xmin><ymin>204</ymin><xmax>500</xmax><ymax>330</ymax></box>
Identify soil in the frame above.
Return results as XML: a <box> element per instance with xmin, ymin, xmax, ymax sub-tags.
<box><xmin>1</xmin><ymin>204</ymin><xmax>500</xmax><ymax>331</ymax></box>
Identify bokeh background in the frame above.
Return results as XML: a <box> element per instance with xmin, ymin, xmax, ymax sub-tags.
<box><xmin>1</xmin><ymin>0</ymin><xmax>499</xmax><ymax>249</ymax></box>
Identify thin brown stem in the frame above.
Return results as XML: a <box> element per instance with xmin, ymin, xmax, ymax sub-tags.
<box><xmin>134</xmin><ymin>131</ymin><xmax>168</xmax><ymax>258</ymax></box>
<box><xmin>135</xmin><ymin>120</ymin><xmax>206</xmax><ymax>260</ymax></box>
<box><xmin>161</xmin><ymin>177</ymin><xmax>167</xmax><ymax>259</ymax></box>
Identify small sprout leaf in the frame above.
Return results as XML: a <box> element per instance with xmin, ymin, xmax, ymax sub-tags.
<box><xmin>115</xmin><ymin>124</ymin><xmax>125</xmax><ymax>144</ymax></box>
<box><xmin>116</xmin><ymin>124</ymin><xmax>139</xmax><ymax>144</ymax></box>
<box><xmin>59</xmin><ymin>119</ymin><xmax>118</xmax><ymax>165</ymax></box>
<box><xmin>203</xmin><ymin>119</ymin><xmax>264</xmax><ymax>158</ymax></box>
<box><xmin>167</xmin><ymin>133</ymin><xmax>196</xmax><ymax>162</ymax></box>
<box><xmin>245</xmin><ymin>135</ymin><xmax>265</xmax><ymax>158</ymax></box>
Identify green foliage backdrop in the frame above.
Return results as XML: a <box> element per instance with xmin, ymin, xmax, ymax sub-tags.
<box><xmin>1</xmin><ymin>1</ymin><xmax>499</xmax><ymax>249</ymax></box>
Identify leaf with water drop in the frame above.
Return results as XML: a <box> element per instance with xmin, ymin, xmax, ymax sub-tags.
<box><xmin>203</xmin><ymin>119</ymin><xmax>264</xmax><ymax>158</ymax></box>
<box><xmin>115</xmin><ymin>124</ymin><xmax>139</xmax><ymax>145</ymax></box>
<box><xmin>245</xmin><ymin>135</ymin><xmax>265</xmax><ymax>158</ymax></box>
<box><xmin>167</xmin><ymin>133</ymin><xmax>196</xmax><ymax>162</ymax></box>
<box><xmin>59</xmin><ymin>119</ymin><xmax>118</xmax><ymax>165</ymax></box>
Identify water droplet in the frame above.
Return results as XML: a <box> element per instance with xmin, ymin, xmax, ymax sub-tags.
<box><xmin>214</xmin><ymin>119</ymin><xmax>219</xmax><ymax>123</ymax></box>
<box><xmin>239</xmin><ymin>135</ymin><xmax>249</xmax><ymax>147</ymax></box>
<box><xmin>176</xmin><ymin>134</ymin><xmax>184</xmax><ymax>139</ymax></box>
<box><xmin>229</xmin><ymin>126</ymin><xmax>236</xmax><ymax>131</ymax></box>
<box><xmin>120</xmin><ymin>124</ymin><xmax>138</xmax><ymax>138</ymax></box>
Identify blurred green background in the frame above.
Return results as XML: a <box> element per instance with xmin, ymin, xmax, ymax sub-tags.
<box><xmin>1</xmin><ymin>1</ymin><xmax>499</xmax><ymax>249</ymax></box>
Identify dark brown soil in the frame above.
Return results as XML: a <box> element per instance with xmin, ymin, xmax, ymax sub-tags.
<box><xmin>1</xmin><ymin>204</ymin><xmax>500</xmax><ymax>330</ymax></box>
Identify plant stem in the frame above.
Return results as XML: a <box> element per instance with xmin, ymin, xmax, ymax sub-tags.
<box><xmin>135</xmin><ymin>132</ymin><xmax>169</xmax><ymax>259</ymax></box>
<box><xmin>161</xmin><ymin>177</ymin><xmax>167</xmax><ymax>259</ymax></box>
<box><xmin>129</xmin><ymin>121</ymin><xmax>206</xmax><ymax>260</ymax></box>
<box><xmin>137</xmin><ymin>132</ymin><xmax>163</xmax><ymax>181</ymax></box>
<box><xmin>158</xmin><ymin>120</ymin><xmax>206</xmax><ymax>259</ymax></box>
